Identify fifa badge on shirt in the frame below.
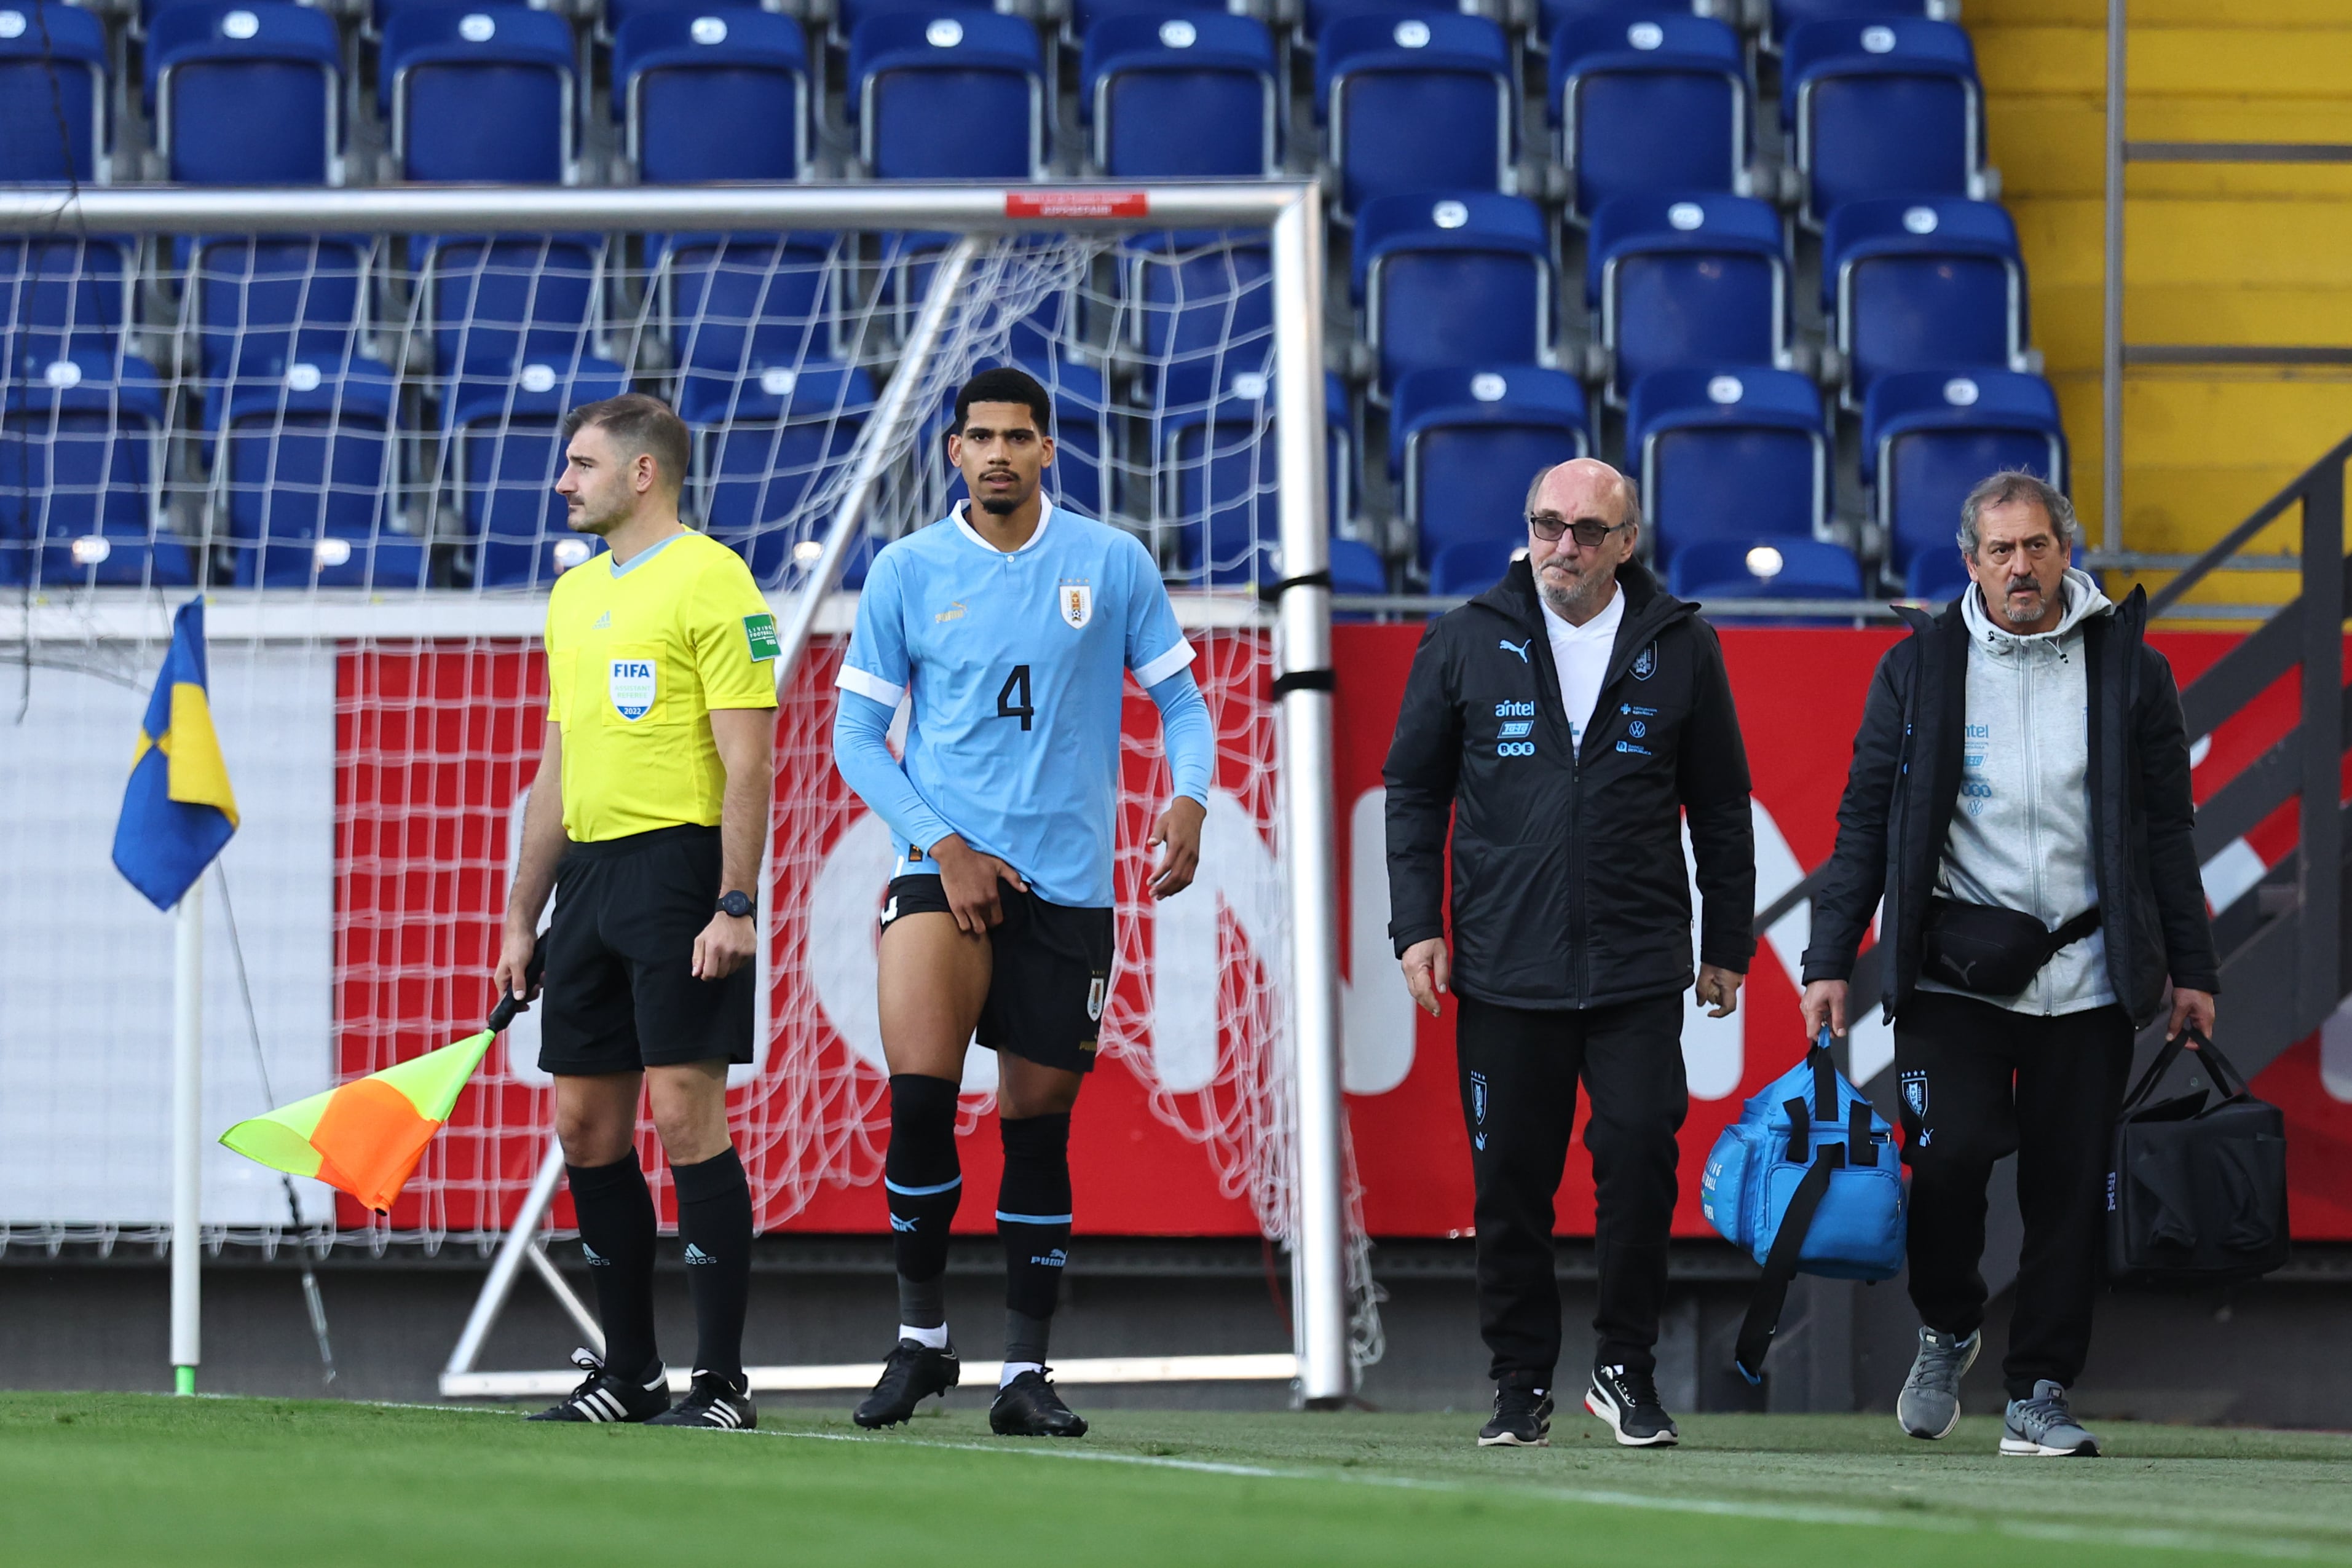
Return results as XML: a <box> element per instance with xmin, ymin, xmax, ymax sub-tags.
<box><xmin>609</xmin><ymin>658</ymin><xmax>657</xmax><ymax>721</ymax></box>
<box><xmin>1058</xmin><ymin>580</ymin><xmax>1094</xmax><ymax>630</ymax></box>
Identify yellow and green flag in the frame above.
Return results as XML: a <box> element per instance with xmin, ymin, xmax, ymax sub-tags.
<box><xmin>112</xmin><ymin>598</ymin><xmax>239</xmax><ymax>910</ymax></box>
<box><xmin>220</xmin><ymin>1029</ymin><xmax>497</xmax><ymax>1213</ymax></box>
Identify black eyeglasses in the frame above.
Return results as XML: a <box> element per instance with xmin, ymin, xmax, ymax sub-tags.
<box><xmin>1526</xmin><ymin>513</ymin><xmax>1630</xmax><ymax>549</ymax></box>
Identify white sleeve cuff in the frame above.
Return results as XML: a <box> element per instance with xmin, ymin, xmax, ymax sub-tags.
<box><xmin>835</xmin><ymin>665</ymin><xmax>906</xmax><ymax>707</ymax></box>
<box><xmin>1132</xmin><ymin>638</ymin><xmax>1198</xmax><ymax>689</ymax></box>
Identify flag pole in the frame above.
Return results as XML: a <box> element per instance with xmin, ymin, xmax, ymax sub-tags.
<box><xmin>171</xmin><ymin>880</ymin><xmax>204</xmax><ymax>1395</ymax></box>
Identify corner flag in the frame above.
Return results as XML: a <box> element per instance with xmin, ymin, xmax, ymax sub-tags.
<box><xmin>113</xmin><ymin>599</ymin><xmax>240</xmax><ymax>910</ymax></box>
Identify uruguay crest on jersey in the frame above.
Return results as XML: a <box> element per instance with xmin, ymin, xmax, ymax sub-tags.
<box><xmin>1059</xmin><ymin>580</ymin><xmax>1094</xmax><ymax>629</ymax></box>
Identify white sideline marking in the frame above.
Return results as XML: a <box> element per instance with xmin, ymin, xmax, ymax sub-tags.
<box><xmin>328</xmin><ymin>1398</ymin><xmax>2346</xmax><ymax>1564</ymax></box>
<box><xmin>441</xmin><ymin>1352</ymin><xmax>1297</xmax><ymax>1400</ymax></box>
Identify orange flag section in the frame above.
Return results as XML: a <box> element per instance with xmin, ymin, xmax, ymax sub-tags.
<box><xmin>220</xmin><ymin>1028</ymin><xmax>496</xmax><ymax>1213</ymax></box>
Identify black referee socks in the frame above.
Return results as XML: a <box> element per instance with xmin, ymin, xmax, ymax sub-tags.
<box><xmin>567</xmin><ymin>1152</ymin><xmax>660</xmax><ymax>1382</ymax></box>
<box><xmin>886</xmin><ymin>1074</ymin><xmax>963</xmax><ymax>1330</ymax></box>
<box><xmin>997</xmin><ymin>1113</ymin><xmax>1073</xmax><ymax>1360</ymax></box>
<box><xmin>671</xmin><ymin>1146</ymin><xmax>752</xmax><ymax>1385</ymax></box>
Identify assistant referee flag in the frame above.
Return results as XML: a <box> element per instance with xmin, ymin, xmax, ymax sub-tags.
<box><xmin>112</xmin><ymin>598</ymin><xmax>240</xmax><ymax>910</ymax></box>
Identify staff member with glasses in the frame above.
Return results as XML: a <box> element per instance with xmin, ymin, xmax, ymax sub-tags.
<box><xmin>1385</xmin><ymin>458</ymin><xmax>1756</xmax><ymax>1449</ymax></box>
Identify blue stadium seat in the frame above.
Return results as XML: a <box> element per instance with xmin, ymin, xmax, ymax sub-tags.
<box><xmin>851</xmin><ymin>13</ymin><xmax>1046</xmax><ymax>180</ymax></box>
<box><xmin>1083</xmin><ymin>14</ymin><xmax>1277</xmax><ymax>178</ymax></box>
<box><xmin>1537</xmin><ymin>0</ymin><xmax>1713</xmax><ymax>44</ymax></box>
<box><xmin>1121</xmin><ymin>230</ymin><xmax>1273</xmax><ymax>404</ymax></box>
<box><xmin>1904</xmin><ymin>546</ymin><xmax>1969</xmax><ymax>601</ymax></box>
<box><xmin>1391</xmin><ymin>366</ymin><xmax>1588</xmax><ymax>573</ymax></box>
<box><xmin>1628</xmin><ymin>367</ymin><xmax>1827</xmax><ymax>561</ymax></box>
<box><xmin>1317</xmin><ymin>14</ymin><xmax>1513</xmax><ymax>218</ymax></box>
<box><xmin>604</xmin><ymin>0</ymin><xmax>766</xmax><ymax>40</ymax></box>
<box><xmin>383</xmin><ymin>7</ymin><xmax>577</xmax><ymax>183</ymax></box>
<box><xmin>1156</xmin><ymin>368</ymin><xmax>1354</xmax><ymax>585</ymax></box>
<box><xmin>692</xmin><ymin>361</ymin><xmax>875</xmax><ymax>586</ymax></box>
<box><xmin>0</xmin><ymin>3</ymin><xmax>108</xmax><ymax>183</ymax></box>
<box><xmin>0</xmin><ymin>353</ymin><xmax>187</xmax><ymax>589</ymax></box>
<box><xmin>1587</xmin><ymin>192</ymin><xmax>1787</xmax><ymax>404</ymax></box>
<box><xmin>1785</xmin><ymin>18</ymin><xmax>1983</xmax><ymax>224</ymax></box>
<box><xmin>1667</xmin><ymin>535</ymin><xmax>1863</xmax><ymax>601</ymax></box>
<box><xmin>218</xmin><ymin>360</ymin><xmax>427</xmax><ymax>589</ymax></box>
<box><xmin>1071</xmin><ymin>0</ymin><xmax>1230</xmax><ymax>38</ymax></box>
<box><xmin>451</xmin><ymin>357</ymin><xmax>631</xmax><ymax>588</ymax></box>
<box><xmin>919</xmin><ymin>355</ymin><xmax>1113</xmax><ymax>522</ymax></box>
<box><xmin>1428</xmin><ymin>536</ymin><xmax>1519</xmax><ymax>596</ymax></box>
<box><xmin>1549</xmin><ymin>14</ymin><xmax>1748</xmax><ymax>220</ymax></box>
<box><xmin>835</xmin><ymin>0</ymin><xmax>994</xmax><ymax>44</ymax></box>
<box><xmin>662</xmin><ymin>233</ymin><xmax>839</xmax><ymax>416</ymax></box>
<box><xmin>148</xmin><ymin>5</ymin><xmax>342</xmax><ymax>184</ymax></box>
<box><xmin>1353</xmin><ymin>192</ymin><xmax>1552</xmax><ymax>400</ymax></box>
<box><xmin>1825</xmin><ymin>197</ymin><xmax>2025</xmax><ymax>404</ymax></box>
<box><xmin>1769</xmin><ymin>0</ymin><xmax>1955</xmax><ymax>52</ymax></box>
<box><xmin>416</xmin><ymin>234</ymin><xmax>603</xmax><ymax>380</ymax></box>
<box><xmin>185</xmin><ymin>236</ymin><xmax>373</xmax><ymax>421</ymax></box>
<box><xmin>1863</xmin><ymin>369</ymin><xmax>2064</xmax><ymax>576</ymax></box>
<box><xmin>3</xmin><ymin>236</ymin><xmax>133</xmax><ymax>365</ymax></box>
<box><xmin>1328</xmin><ymin>535</ymin><xmax>1387</xmax><ymax>596</ymax></box>
<box><xmin>618</xmin><ymin>11</ymin><xmax>809</xmax><ymax>183</ymax></box>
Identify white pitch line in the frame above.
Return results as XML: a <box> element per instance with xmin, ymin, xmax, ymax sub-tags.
<box><xmin>744</xmin><ymin>1425</ymin><xmax>2352</xmax><ymax>1564</ymax></box>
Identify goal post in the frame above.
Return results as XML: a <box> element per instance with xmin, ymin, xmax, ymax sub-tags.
<box><xmin>0</xmin><ymin>182</ymin><xmax>1360</xmax><ymax>1404</ymax></box>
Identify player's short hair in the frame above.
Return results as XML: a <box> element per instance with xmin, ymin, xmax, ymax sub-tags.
<box><xmin>563</xmin><ymin>393</ymin><xmax>690</xmax><ymax>494</ymax></box>
<box><xmin>952</xmin><ymin>367</ymin><xmax>1052</xmax><ymax>436</ymax></box>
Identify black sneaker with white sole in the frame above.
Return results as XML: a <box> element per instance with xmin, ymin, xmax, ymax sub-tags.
<box><xmin>527</xmin><ymin>1347</ymin><xmax>671</xmax><ymax>1424</ymax></box>
<box><xmin>853</xmin><ymin>1338</ymin><xmax>961</xmax><ymax>1428</ymax></box>
<box><xmin>989</xmin><ymin>1370</ymin><xmax>1088</xmax><ymax>1437</ymax></box>
<box><xmin>646</xmin><ymin>1371</ymin><xmax>756</xmax><ymax>1430</ymax></box>
<box><xmin>1585</xmin><ymin>1363</ymin><xmax>1679</xmax><ymax>1448</ymax></box>
<box><xmin>1477</xmin><ymin>1377</ymin><xmax>1553</xmax><ymax>1448</ymax></box>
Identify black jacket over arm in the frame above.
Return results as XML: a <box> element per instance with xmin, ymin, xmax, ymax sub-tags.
<box><xmin>1800</xmin><ymin>585</ymin><xmax>2220</xmax><ymax>1028</ymax></box>
<box><xmin>1383</xmin><ymin>558</ymin><xmax>1756</xmax><ymax>1011</ymax></box>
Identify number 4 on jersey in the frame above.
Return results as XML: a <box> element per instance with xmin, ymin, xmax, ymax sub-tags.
<box><xmin>996</xmin><ymin>665</ymin><xmax>1035</xmax><ymax>730</ymax></box>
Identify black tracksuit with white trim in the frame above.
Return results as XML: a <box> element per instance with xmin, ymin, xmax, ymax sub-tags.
<box><xmin>1384</xmin><ymin>558</ymin><xmax>1755</xmax><ymax>1382</ymax></box>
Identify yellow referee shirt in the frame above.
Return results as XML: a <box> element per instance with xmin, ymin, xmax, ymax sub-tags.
<box><xmin>543</xmin><ymin>529</ymin><xmax>779</xmax><ymax>843</ymax></box>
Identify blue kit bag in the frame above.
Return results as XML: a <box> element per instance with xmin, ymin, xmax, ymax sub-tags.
<box><xmin>1700</xmin><ymin>1031</ymin><xmax>1905</xmax><ymax>1382</ymax></box>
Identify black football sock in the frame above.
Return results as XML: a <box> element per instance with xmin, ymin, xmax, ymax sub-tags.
<box><xmin>886</xmin><ymin>1074</ymin><xmax>963</xmax><ymax>1333</ymax></box>
<box><xmin>566</xmin><ymin>1151</ymin><xmax>660</xmax><ymax>1382</ymax></box>
<box><xmin>671</xmin><ymin>1146</ymin><xmax>753</xmax><ymax>1386</ymax></box>
<box><xmin>996</xmin><ymin>1112</ymin><xmax>1073</xmax><ymax>1369</ymax></box>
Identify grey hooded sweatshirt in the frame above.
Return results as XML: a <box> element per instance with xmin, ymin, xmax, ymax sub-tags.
<box><xmin>1920</xmin><ymin>566</ymin><xmax>2118</xmax><ymax>1017</ymax></box>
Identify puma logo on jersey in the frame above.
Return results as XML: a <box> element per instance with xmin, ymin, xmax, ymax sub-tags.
<box><xmin>1500</xmin><ymin>638</ymin><xmax>1531</xmax><ymax>663</ymax></box>
<box><xmin>934</xmin><ymin>601</ymin><xmax>966</xmax><ymax>623</ymax></box>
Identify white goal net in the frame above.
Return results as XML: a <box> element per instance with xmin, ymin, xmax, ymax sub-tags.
<box><xmin>0</xmin><ymin>186</ymin><xmax>1377</xmax><ymax>1387</ymax></box>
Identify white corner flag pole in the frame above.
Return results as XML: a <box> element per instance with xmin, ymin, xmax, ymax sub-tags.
<box><xmin>171</xmin><ymin>880</ymin><xmax>204</xmax><ymax>1396</ymax></box>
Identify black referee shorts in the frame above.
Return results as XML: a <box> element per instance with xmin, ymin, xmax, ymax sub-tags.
<box><xmin>539</xmin><ymin>825</ymin><xmax>756</xmax><ymax>1074</ymax></box>
<box><xmin>881</xmin><ymin>873</ymin><xmax>1113</xmax><ymax>1075</ymax></box>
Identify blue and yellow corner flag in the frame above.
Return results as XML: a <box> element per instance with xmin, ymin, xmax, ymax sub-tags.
<box><xmin>112</xmin><ymin>599</ymin><xmax>240</xmax><ymax>911</ymax></box>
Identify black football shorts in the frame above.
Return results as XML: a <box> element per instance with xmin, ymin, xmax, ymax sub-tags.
<box><xmin>539</xmin><ymin>825</ymin><xmax>756</xmax><ymax>1074</ymax></box>
<box><xmin>881</xmin><ymin>873</ymin><xmax>1114</xmax><ymax>1074</ymax></box>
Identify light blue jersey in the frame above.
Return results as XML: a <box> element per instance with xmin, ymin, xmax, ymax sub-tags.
<box><xmin>832</xmin><ymin>500</ymin><xmax>1212</xmax><ymax>908</ymax></box>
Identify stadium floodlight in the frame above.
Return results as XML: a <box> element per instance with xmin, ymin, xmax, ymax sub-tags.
<box><xmin>0</xmin><ymin>182</ymin><xmax>1370</xmax><ymax>1406</ymax></box>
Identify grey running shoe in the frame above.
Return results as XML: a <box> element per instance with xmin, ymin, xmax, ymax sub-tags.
<box><xmin>1896</xmin><ymin>1325</ymin><xmax>1981</xmax><ymax>1440</ymax></box>
<box><xmin>2002</xmin><ymin>1380</ymin><xmax>2100</xmax><ymax>1457</ymax></box>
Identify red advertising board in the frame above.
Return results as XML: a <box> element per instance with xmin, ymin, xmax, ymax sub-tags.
<box><xmin>333</xmin><ymin>626</ymin><xmax>2352</xmax><ymax>1241</ymax></box>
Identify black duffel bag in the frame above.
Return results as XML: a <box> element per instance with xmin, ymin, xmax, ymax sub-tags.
<box><xmin>2107</xmin><ymin>1026</ymin><xmax>2290</xmax><ymax>1288</ymax></box>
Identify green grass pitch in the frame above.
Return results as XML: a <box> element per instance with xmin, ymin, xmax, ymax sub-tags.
<box><xmin>4</xmin><ymin>1393</ymin><xmax>2348</xmax><ymax>1566</ymax></box>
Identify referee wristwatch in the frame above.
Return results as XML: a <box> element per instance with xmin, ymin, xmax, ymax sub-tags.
<box><xmin>716</xmin><ymin>890</ymin><xmax>756</xmax><ymax>919</ymax></box>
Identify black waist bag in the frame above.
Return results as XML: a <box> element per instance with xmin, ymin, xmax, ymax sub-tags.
<box><xmin>2107</xmin><ymin>1026</ymin><xmax>2290</xmax><ymax>1288</ymax></box>
<box><xmin>1920</xmin><ymin>898</ymin><xmax>2100</xmax><ymax>998</ymax></box>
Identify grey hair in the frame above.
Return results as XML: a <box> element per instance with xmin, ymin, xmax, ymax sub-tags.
<box><xmin>1957</xmin><ymin>470</ymin><xmax>2075</xmax><ymax>557</ymax></box>
<box><xmin>1526</xmin><ymin>460</ymin><xmax>1644</xmax><ymax>534</ymax></box>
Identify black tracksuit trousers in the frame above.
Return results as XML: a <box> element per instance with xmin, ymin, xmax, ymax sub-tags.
<box><xmin>1895</xmin><ymin>990</ymin><xmax>2135</xmax><ymax>1400</ymax></box>
<box><xmin>1454</xmin><ymin>991</ymin><xmax>1687</xmax><ymax>1385</ymax></box>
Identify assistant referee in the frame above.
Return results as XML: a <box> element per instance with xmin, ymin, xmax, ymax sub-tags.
<box><xmin>494</xmin><ymin>393</ymin><xmax>778</xmax><ymax>1431</ymax></box>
